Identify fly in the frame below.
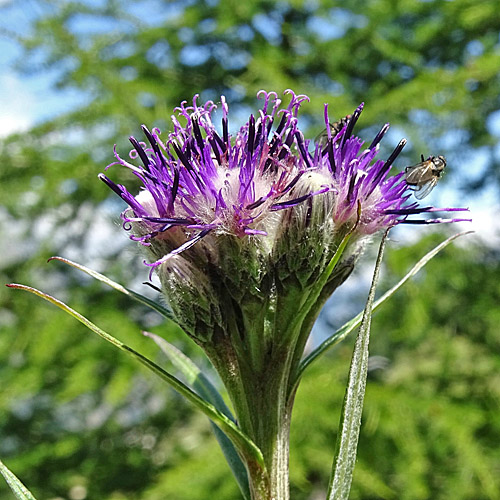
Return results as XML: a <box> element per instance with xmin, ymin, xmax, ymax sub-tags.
<box><xmin>405</xmin><ymin>154</ymin><xmax>446</xmax><ymax>199</ymax></box>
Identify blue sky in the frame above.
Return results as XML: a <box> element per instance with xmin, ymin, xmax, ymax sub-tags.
<box><xmin>0</xmin><ymin>1</ymin><xmax>90</xmax><ymax>136</ymax></box>
<box><xmin>0</xmin><ymin>1</ymin><xmax>497</xmax><ymax>245</ymax></box>
<box><xmin>0</xmin><ymin>67</ymin><xmax>87</xmax><ymax>137</ymax></box>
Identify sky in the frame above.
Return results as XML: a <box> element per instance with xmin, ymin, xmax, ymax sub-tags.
<box><xmin>0</xmin><ymin>2</ymin><xmax>89</xmax><ymax>137</ymax></box>
<box><xmin>0</xmin><ymin>1</ymin><xmax>498</xmax><ymax>247</ymax></box>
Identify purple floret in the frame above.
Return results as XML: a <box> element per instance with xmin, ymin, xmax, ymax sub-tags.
<box><xmin>100</xmin><ymin>90</ymin><xmax>470</xmax><ymax>269</ymax></box>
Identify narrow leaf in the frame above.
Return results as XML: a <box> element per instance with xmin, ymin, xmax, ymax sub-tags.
<box><xmin>48</xmin><ymin>256</ymin><xmax>176</xmax><ymax>322</ymax></box>
<box><xmin>295</xmin><ymin>231</ymin><xmax>472</xmax><ymax>387</ymax></box>
<box><xmin>327</xmin><ymin>229</ymin><xmax>389</xmax><ymax>500</ymax></box>
<box><xmin>142</xmin><ymin>331</ymin><xmax>233</xmax><ymax>417</ymax></box>
<box><xmin>143</xmin><ymin>332</ymin><xmax>250</xmax><ymax>500</ymax></box>
<box><xmin>6</xmin><ymin>284</ymin><xmax>266</xmax><ymax>475</ymax></box>
<box><xmin>0</xmin><ymin>459</ymin><xmax>37</xmax><ymax>500</ymax></box>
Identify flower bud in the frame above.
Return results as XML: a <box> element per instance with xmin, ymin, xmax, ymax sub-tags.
<box><xmin>100</xmin><ymin>90</ymin><xmax>470</xmax><ymax>350</ymax></box>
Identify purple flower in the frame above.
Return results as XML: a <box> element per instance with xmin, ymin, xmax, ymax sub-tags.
<box><xmin>100</xmin><ymin>91</ymin><xmax>469</xmax><ymax>273</ymax></box>
<box><xmin>98</xmin><ymin>91</ymin><xmax>470</xmax><ymax>497</ymax></box>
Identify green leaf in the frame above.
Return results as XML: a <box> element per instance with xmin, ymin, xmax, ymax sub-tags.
<box><xmin>0</xmin><ymin>459</ymin><xmax>37</xmax><ymax>500</ymax></box>
<box><xmin>6</xmin><ymin>283</ymin><xmax>267</xmax><ymax>478</ymax></box>
<box><xmin>143</xmin><ymin>331</ymin><xmax>232</xmax><ymax>416</ymax></box>
<box><xmin>294</xmin><ymin>230</ymin><xmax>473</xmax><ymax>388</ymax></box>
<box><xmin>327</xmin><ymin>229</ymin><xmax>389</xmax><ymax>500</ymax></box>
<box><xmin>48</xmin><ymin>256</ymin><xmax>177</xmax><ymax>322</ymax></box>
<box><xmin>143</xmin><ymin>331</ymin><xmax>250</xmax><ymax>500</ymax></box>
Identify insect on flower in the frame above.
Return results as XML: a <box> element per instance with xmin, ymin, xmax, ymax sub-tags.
<box><xmin>405</xmin><ymin>154</ymin><xmax>447</xmax><ymax>199</ymax></box>
<box><xmin>315</xmin><ymin>114</ymin><xmax>352</xmax><ymax>148</ymax></box>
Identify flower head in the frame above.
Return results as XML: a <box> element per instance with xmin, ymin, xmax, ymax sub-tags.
<box><xmin>101</xmin><ymin>90</ymin><xmax>468</xmax><ymax>258</ymax></box>
<box><xmin>100</xmin><ymin>90</ymin><xmax>469</xmax><ymax>340</ymax></box>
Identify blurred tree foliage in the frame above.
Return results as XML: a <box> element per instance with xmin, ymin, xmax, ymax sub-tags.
<box><xmin>1</xmin><ymin>0</ymin><xmax>499</xmax><ymax>499</ymax></box>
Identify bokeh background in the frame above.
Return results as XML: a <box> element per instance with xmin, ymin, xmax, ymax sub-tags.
<box><xmin>1</xmin><ymin>1</ymin><xmax>499</xmax><ymax>499</ymax></box>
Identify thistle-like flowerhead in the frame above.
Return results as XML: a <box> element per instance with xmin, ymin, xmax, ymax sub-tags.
<box><xmin>100</xmin><ymin>90</ymin><xmax>469</xmax><ymax>342</ymax></box>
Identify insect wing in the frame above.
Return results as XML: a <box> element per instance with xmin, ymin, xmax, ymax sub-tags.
<box><xmin>405</xmin><ymin>160</ymin><xmax>435</xmax><ymax>199</ymax></box>
<box><xmin>413</xmin><ymin>177</ymin><xmax>438</xmax><ymax>199</ymax></box>
<box><xmin>405</xmin><ymin>161</ymin><xmax>429</xmax><ymax>184</ymax></box>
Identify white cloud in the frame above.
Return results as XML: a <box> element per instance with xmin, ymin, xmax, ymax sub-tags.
<box><xmin>0</xmin><ymin>73</ymin><xmax>36</xmax><ymax>137</ymax></box>
<box><xmin>462</xmin><ymin>204</ymin><xmax>500</xmax><ymax>247</ymax></box>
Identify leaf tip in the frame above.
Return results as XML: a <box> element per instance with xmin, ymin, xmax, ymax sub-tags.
<box><xmin>47</xmin><ymin>256</ymin><xmax>69</xmax><ymax>264</ymax></box>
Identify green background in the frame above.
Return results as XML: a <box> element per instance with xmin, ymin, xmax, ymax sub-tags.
<box><xmin>1</xmin><ymin>1</ymin><xmax>499</xmax><ymax>498</ymax></box>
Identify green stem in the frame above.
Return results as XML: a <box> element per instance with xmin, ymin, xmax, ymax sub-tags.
<box><xmin>270</xmin><ymin>394</ymin><xmax>295</xmax><ymax>500</ymax></box>
<box><xmin>231</xmin><ymin>229</ymin><xmax>359</xmax><ymax>498</ymax></box>
<box><xmin>242</xmin><ymin>338</ymin><xmax>300</xmax><ymax>500</ymax></box>
<box><xmin>213</xmin><ymin>339</ymin><xmax>295</xmax><ymax>500</ymax></box>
